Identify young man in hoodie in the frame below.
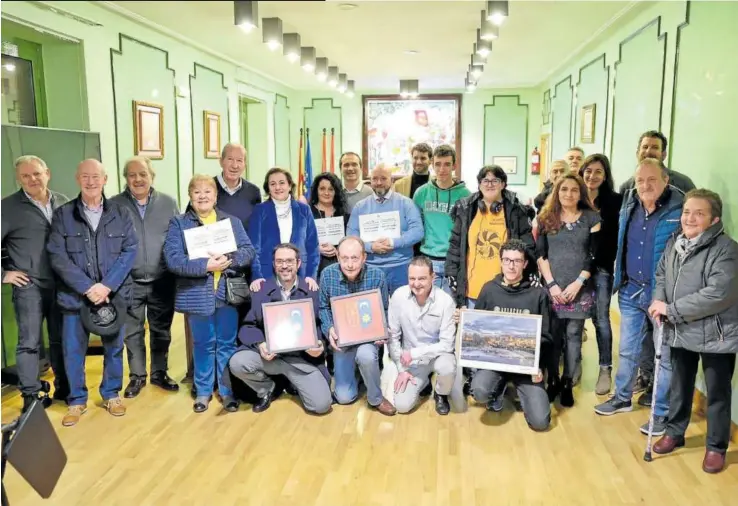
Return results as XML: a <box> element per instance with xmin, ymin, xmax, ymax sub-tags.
<box><xmin>469</xmin><ymin>239</ymin><xmax>553</xmax><ymax>431</ymax></box>
<box><xmin>413</xmin><ymin>144</ymin><xmax>470</xmax><ymax>295</ymax></box>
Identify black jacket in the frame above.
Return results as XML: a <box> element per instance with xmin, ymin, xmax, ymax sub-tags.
<box><xmin>475</xmin><ymin>274</ymin><xmax>553</xmax><ymax>363</ymax></box>
<box><xmin>592</xmin><ymin>190</ymin><xmax>623</xmax><ymax>274</ymax></box>
<box><xmin>445</xmin><ymin>190</ymin><xmax>534</xmax><ymax>308</ymax></box>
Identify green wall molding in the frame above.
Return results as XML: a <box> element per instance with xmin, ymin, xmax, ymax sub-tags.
<box><xmin>667</xmin><ymin>0</ymin><xmax>692</xmax><ymax>169</ymax></box>
<box><xmin>303</xmin><ymin>98</ymin><xmax>343</xmax><ymax>177</ymax></box>
<box><xmin>551</xmin><ymin>75</ymin><xmax>573</xmax><ymax>160</ymax></box>
<box><xmin>541</xmin><ymin>89</ymin><xmax>551</xmax><ymax>126</ymax></box>
<box><xmin>110</xmin><ymin>33</ymin><xmax>180</xmax><ymax>204</ymax></box>
<box><xmin>575</xmin><ymin>53</ymin><xmax>610</xmax><ymax>153</ymax></box>
<box><xmin>189</xmin><ymin>62</ymin><xmax>230</xmax><ymax>181</ymax></box>
<box><xmin>274</xmin><ymin>93</ymin><xmax>291</xmax><ymax>169</ymax></box>
<box><xmin>483</xmin><ymin>94</ymin><xmax>529</xmax><ymax>186</ymax></box>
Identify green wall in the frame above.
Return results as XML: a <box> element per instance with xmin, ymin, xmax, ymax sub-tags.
<box><xmin>303</xmin><ymin>98</ymin><xmax>342</xmax><ymax>179</ymax></box>
<box><xmin>242</xmin><ymin>97</ymin><xmax>269</xmax><ymax>189</ymax></box>
<box><xmin>42</xmin><ymin>41</ymin><xmax>87</xmax><ymax>131</ymax></box>
<box><xmin>483</xmin><ymin>95</ymin><xmax>529</xmax><ymax>186</ymax></box>
<box><xmin>550</xmin><ymin>77</ymin><xmax>573</xmax><ymax>161</ymax></box>
<box><xmin>574</xmin><ymin>55</ymin><xmax>609</xmax><ymax>155</ymax></box>
<box><xmin>190</xmin><ymin>63</ymin><xmax>229</xmax><ymax>178</ymax></box>
<box><xmin>274</xmin><ymin>94</ymin><xmax>291</xmax><ymax>170</ymax></box>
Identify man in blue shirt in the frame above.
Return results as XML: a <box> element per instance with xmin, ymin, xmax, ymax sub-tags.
<box><xmin>594</xmin><ymin>159</ymin><xmax>684</xmax><ymax>437</ymax></box>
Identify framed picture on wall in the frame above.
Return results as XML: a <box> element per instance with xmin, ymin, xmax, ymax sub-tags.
<box><xmin>133</xmin><ymin>101</ymin><xmax>164</xmax><ymax>159</ymax></box>
<box><xmin>204</xmin><ymin>111</ymin><xmax>221</xmax><ymax>159</ymax></box>
<box><xmin>492</xmin><ymin>156</ymin><xmax>517</xmax><ymax>175</ymax></box>
<box><xmin>580</xmin><ymin>104</ymin><xmax>596</xmax><ymax>144</ymax></box>
<box><xmin>363</xmin><ymin>94</ymin><xmax>462</xmax><ymax>179</ymax></box>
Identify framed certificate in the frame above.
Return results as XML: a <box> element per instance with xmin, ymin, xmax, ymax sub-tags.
<box><xmin>358</xmin><ymin>210</ymin><xmax>401</xmax><ymax>243</ymax></box>
<box><xmin>330</xmin><ymin>288</ymin><xmax>387</xmax><ymax>347</ymax></box>
<box><xmin>262</xmin><ymin>299</ymin><xmax>320</xmax><ymax>354</ymax></box>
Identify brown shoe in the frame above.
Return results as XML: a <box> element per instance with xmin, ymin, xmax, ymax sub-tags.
<box><xmin>62</xmin><ymin>404</ymin><xmax>88</xmax><ymax>427</ymax></box>
<box><xmin>372</xmin><ymin>397</ymin><xmax>396</xmax><ymax>416</ymax></box>
<box><xmin>702</xmin><ymin>450</ymin><xmax>726</xmax><ymax>474</ymax></box>
<box><xmin>653</xmin><ymin>435</ymin><xmax>685</xmax><ymax>455</ymax></box>
<box><xmin>104</xmin><ymin>396</ymin><xmax>126</xmax><ymax>417</ymax></box>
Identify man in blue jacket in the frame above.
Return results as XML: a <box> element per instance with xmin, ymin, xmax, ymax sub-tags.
<box><xmin>594</xmin><ymin>158</ymin><xmax>684</xmax><ymax>436</ymax></box>
<box><xmin>229</xmin><ymin>243</ymin><xmax>332</xmax><ymax>414</ymax></box>
<box><xmin>47</xmin><ymin>159</ymin><xmax>138</xmax><ymax>427</ymax></box>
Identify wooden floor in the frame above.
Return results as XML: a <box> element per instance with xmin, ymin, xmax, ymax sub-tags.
<box><xmin>2</xmin><ymin>315</ymin><xmax>737</xmax><ymax>506</ymax></box>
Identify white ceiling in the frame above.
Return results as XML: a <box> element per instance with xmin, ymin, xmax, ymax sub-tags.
<box><xmin>105</xmin><ymin>0</ymin><xmax>642</xmax><ymax>91</ymax></box>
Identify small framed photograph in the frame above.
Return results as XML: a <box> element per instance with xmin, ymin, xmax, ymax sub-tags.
<box><xmin>492</xmin><ymin>156</ymin><xmax>517</xmax><ymax>175</ymax></box>
<box><xmin>133</xmin><ymin>101</ymin><xmax>164</xmax><ymax>159</ymax></box>
<box><xmin>262</xmin><ymin>299</ymin><xmax>320</xmax><ymax>354</ymax></box>
<box><xmin>330</xmin><ymin>288</ymin><xmax>387</xmax><ymax>347</ymax></box>
<box><xmin>580</xmin><ymin>103</ymin><xmax>596</xmax><ymax>144</ymax></box>
<box><xmin>204</xmin><ymin>110</ymin><xmax>221</xmax><ymax>159</ymax></box>
<box><xmin>457</xmin><ymin>309</ymin><xmax>542</xmax><ymax>375</ymax></box>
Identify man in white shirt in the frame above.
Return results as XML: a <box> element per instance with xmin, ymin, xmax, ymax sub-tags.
<box><xmin>388</xmin><ymin>256</ymin><xmax>457</xmax><ymax>415</ymax></box>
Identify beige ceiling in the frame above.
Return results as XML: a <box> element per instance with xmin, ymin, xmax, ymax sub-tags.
<box><xmin>105</xmin><ymin>0</ymin><xmax>643</xmax><ymax>91</ymax></box>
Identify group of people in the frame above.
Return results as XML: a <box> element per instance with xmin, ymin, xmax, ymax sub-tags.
<box><xmin>2</xmin><ymin>131</ymin><xmax>735</xmax><ymax>474</ymax></box>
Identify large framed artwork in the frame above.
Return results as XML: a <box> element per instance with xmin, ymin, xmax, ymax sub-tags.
<box><xmin>330</xmin><ymin>288</ymin><xmax>387</xmax><ymax>347</ymax></box>
<box><xmin>457</xmin><ymin>309</ymin><xmax>542</xmax><ymax>376</ymax></box>
<box><xmin>132</xmin><ymin>101</ymin><xmax>164</xmax><ymax>159</ymax></box>
<box><xmin>203</xmin><ymin>110</ymin><xmax>221</xmax><ymax>159</ymax></box>
<box><xmin>262</xmin><ymin>299</ymin><xmax>320</xmax><ymax>354</ymax></box>
<box><xmin>362</xmin><ymin>94</ymin><xmax>462</xmax><ymax>179</ymax></box>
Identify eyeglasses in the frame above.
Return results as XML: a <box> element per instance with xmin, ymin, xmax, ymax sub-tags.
<box><xmin>274</xmin><ymin>259</ymin><xmax>297</xmax><ymax>266</ymax></box>
<box><xmin>480</xmin><ymin>178</ymin><xmax>502</xmax><ymax>186</ymax></box>
<box><xmin>501</xmin><ymin>258</ymin><xmax>525</xmax><ymax>266</ymax></box>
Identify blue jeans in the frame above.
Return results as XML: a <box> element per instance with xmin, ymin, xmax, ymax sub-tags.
<box><xmin>188</xmin><ymin>304</ymin><xmax>238</xmax><ymax>398</ymax></box>
<box><xmin>63</xmin><ymin>313</ymin><xmax>124</xmax><ymax>405</ymax></box>
<box><xmin>614</xmin><ymin>282</ymin><xmax>671</xmax><ymax>417</ymax></box>
<box><xmin>430</xmin><ymin>259</ymin><xmax>453</xmax><ymax>297</ymax></box>
<box><xmin>381</xmin><ymin>263</ymin><xmax>409</xmax><ymax>295</ymax></box>
<box><xmin>592</xmin><ymin>268</ymin><xmax>614</xmax><ymax>367</ymax></box>
<box><xmin>332</xmin><ymin>342</ymin><xmax>382</xmax><ymax>406</ymax></box>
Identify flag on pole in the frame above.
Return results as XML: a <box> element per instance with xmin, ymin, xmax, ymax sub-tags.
<box><xmin>330</xmin><ymin>128</ymin><xmax>335</xmax><ymax>174</ymax></box>
<box><xmin>321</xmin><ymin>129</ymin><xmax>327</xmax><ymax>173</ymax></box>
<box><xmin>298</xmin><ymin>128</ymin><xmax>305</xmax><ymax>198</ymax></box>
<box><xmin>304</xmin><ymin>133</ymin><xmax>314</xmax><ymax>198</ymax></box>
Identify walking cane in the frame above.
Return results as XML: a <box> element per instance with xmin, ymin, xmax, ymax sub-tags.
<box><xmin>643</xmin><ymin>318</ymin><xmax>665</xmax><ymax>462</ymax></box>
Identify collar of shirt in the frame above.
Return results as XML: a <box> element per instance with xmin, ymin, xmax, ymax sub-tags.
<box><xmin>277</xmin><ymin>277</ymin><xmax>298</xmax><ymax>298</ymax></box>
<box><xmin>339</xmin><ymin>265</ymin><xmax>366</xmax><ymax>284</ymax></box>
<box><xmin>127</xmin><ymin>186</ymin><xmax>152</xmax><ymax>204</ymax></box>
<box><xmin>82</xmin><ymin>199</ymin><xmax>103</xmax><ymax>214</ymax></box>
<box><xmin>374</xmin><ymin>189</ymin><xmax>393</xmax><ymax>202</ymax></box>
<box><xmin>635</xmin><ymin>186</ymin><xmax>671</xmax><ymax>216</ymax></box>
<box><xmin>23</xmin><ymin>190</ymin><xmax>53</xmax><ymax>221</ymax></box>
<box><xmin>407</xmin><ymin>285</ymin><xmax>437</xmax><ymax>308</ymax></box>
<box><xmin>344</xmin><ymin>180</ymin><xmax>365</xmax><ymax>194</ymax></box>
<box><xmin>217</xmin><ymin>173</ymin><xmax>242</xmax><ymax>195</ymax></box>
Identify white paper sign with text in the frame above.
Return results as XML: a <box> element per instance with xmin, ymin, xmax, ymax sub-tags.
<box><xmin>183</xmin><ymin>219</ymin><xmax>237</xmax><ymax>260</ymax></box>
<box><xmin>358</xmin><ymin>211</ymin><xmax>401</xmax><ymax>242</ymax></box>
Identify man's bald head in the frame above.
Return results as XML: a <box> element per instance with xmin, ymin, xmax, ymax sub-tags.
<box><xmin>77</xmin><ymin>158</ymin><xmax>106</xmax><ymax>177</ymax></box>
<box><xmin>370</xmin><ymin>163</ymin><xmax>392</xmax><ymax>197</ymax></box>
<box><xmin>76</xmin><ymin>158</ymin><xmax>108</xmax><ymax>201</ymax></box>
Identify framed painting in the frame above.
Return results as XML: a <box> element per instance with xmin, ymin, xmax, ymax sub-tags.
<box><xmin>133</xmin><ymin>101</ymin><xmax>164</xmax><ymax>159</ymax></box>
<box><xmin>204</xmin><ymin>110</ymin><xmax>221</xmax><ymax>159</ymax></box>
<box><xmin>457</xmin><ymin>309</ymin><xmax>542</xmax><ymax>376</ymax></box>
<box><xmin>262</xmin><ymin>299</ymin><xmax>320</xmax><ymax>354</ymax></box>
<box><xmin>330</xmin><ymin>288</ymin><xmax>387</xmax><ymax>347</ymax></box>
<box><xmin>580</xmin><ymin>103</ymin><xmax>596</xmax><ymax>144</ymax></box>
<box><xmin>362</xmin><ymin>94</ymin><xmax>462</xmax><ymax>179</ymax></box>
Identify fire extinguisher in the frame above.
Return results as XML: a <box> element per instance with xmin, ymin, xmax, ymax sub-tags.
<box><xmin>531</xmin><ymin>147</ymin><xmax>541</xmax><ymax>175</ymax></box>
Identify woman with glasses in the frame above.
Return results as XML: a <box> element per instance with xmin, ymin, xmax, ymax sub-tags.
<box><xmin>536</xmin><ymin>173</ymin><xmax>601</xmax><ymax>407</ymax></box>
<box><xmin>308</xmin><ymin>173</ymin><xmax>350</xmax><ymax>277</ymax></box>
<box><xmin>578</xmin><ymin>154</ymin><xmax>622</xmax><ymax>395</ymax></box>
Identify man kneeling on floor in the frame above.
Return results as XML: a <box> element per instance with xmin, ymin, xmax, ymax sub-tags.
<box><xmin>388</xmin><ymin>256</ymin><xmax>457</xmax><ymax>415</ymax></box>
<box><xmin>229</xmin><ymin>243</ymin><xmax>332</xmax><ymax>414</ymax></box>
<box><xmin>470</xmin><ymin>239</ymin><xmax>553</xmax><ymax>431</ymax></box>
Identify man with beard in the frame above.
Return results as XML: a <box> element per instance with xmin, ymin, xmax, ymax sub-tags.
<box><xmin>339</xmin><ymin>152</ymin><xmax>373</xmax><ymax>212</ymax></box>
<box><xmin>393</xmin><ymin>143</ymin><xmax>433</xmax><ymax>199</ymax></box>
<box><xmin>228</xmin><ymin>243</ymin><xmax>332</xmax><ymax>414</ymax></box>
<box><xmin>347</xmin><ymin>164</ymin><xmax>424</xmax><ymax>295</ymax></box>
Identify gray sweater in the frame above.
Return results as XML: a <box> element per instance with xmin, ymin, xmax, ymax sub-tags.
<box><xmin>344</xmin><ymin>184</ymin><xmax>373</xmax><ymax>212</ymax></box>
<box><xmin>1</xmin><ymin>189</ymin><xmax>69</xmax><ymax>288</ymax></box>
<box><xmin>111</xmin><ymin>188</ymin><xmax>179</xmax><ymax>283</ymax></box>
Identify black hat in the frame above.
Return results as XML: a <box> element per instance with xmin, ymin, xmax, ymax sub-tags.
<box><xmin>80</xmin><ymin>297</ymin><xmax>125</xmax><ymax>337</ymax></box>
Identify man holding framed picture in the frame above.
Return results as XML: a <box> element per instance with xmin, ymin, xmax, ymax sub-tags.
<box><xmin>469</xmin><ymin>239</ymin><xmax>553</xmax><ymax>431</ymax></box>
<box><xmin>228</xmin><ymin>243</ymin><xmax>332</xmax><ymax>415</ymax></box>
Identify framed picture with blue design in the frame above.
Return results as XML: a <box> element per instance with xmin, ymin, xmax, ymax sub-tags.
<box><xmin>262</xmin><ymin>299</ymin><xmax>319</xmax><ymax>354</ymax></box>
<box><xmin>330</xmin><ymin>289</ymin><xmax>388</xmax><ymax>347</ymax></box>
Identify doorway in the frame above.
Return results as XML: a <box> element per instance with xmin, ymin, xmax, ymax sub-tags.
<box><xmin>239</xmin><ymin>96</ymin><xmax>268</xmax><ymax>187</ymax></box>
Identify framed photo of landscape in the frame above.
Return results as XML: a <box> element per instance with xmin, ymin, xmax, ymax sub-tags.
<box><xmin>262</xmin><ymin>299</ymin><xmax>319</xmax><ymax>354</ymax></box>
<box><xmin>457</xmin><ymin>310</ymin><xmax>542</xmax><ymax>375</ymax></box>
<box><xmin>330</xmin><ymin>288</ymin><xmax>387</xmax><ymax>347</ymax></box>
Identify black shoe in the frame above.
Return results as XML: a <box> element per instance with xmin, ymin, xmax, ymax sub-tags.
<box><xmin>420</xmin><ymin>380</ymin><xmax>433</xmax><ymax>397</ymax></box>
<box><xmin>222</xmin><ymin>395</ymin><xmax>240</xmax><ymax>413</ymax></box>
<box><xmin>52</xmin><ymin>388</ymin><xmax>70</xmax><ymax>404</ymax></box>
<box><xmin>193</xmin><ymin>396</ymin><xmax>210</xmax><ymax>413</ymax></box>
<box><xmin>638</xmin><ymin>386</ymin><xmax>653</xmax><ymax>407</ymax></box>
<box><xmin>284</xmin><ymin>382</ymin><xmax>298</xmax><ymax>397</ymax></box>
<box><xmin>462</xmin><ymin>376</ymin><xmax>472</xmax><ymax>397</ymax></box>
<box><xmin>434</xmin><ymin>393</ymin><xmax>450</xmax><ymax>416</ymax></box>
<box><xmin>559</xmin><ymin>379</ymin><xmax>574</xmax><ymax>407</ymax></box>
<box><xmin>150</xmin><ymin>372</ymin><xmax>180</xmax><ymax>392</ymax></box>
<box><xmin>253</xmin><ymin>386</ymin><xmax>281</xmax><ymax>413</ymax></box>
<box><xmin>39</xmin><ymin>380</ymin><xmax>51</xmax><ymax>394</ymax></box>
<box><xmin>547</xmin><ymin>376</ymin><xmax>561</xmax><ymax>403</ymax></box>
<box><xmin>124</xmin><ymin>378</ymin><xmax>146</xmax><ymax>398</ymax></box>
<box><xmin>22</xmin><ymin>393</ymin><xmax>51</xmax><ymax>413</ymax></box>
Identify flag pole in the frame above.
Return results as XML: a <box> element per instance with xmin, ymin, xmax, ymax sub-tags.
<box><xmin>330</xmin><ymin>127</ymin><xmax>335</xmax><ymax>174</ymax></box>
<box><xmin>298</xmin><ymin>127</ymin><xmax>304</xmax><ymax>198</ymax></box>
<box><xmin>322</xmin><ymin>128</ymin><xmax>327</xmax><ymax>173</ymax></box>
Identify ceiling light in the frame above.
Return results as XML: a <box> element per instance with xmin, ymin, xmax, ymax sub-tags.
<box><xmin>472</xmin><ymin>52</ymin><xmax>487</xmax><ymax>66</ymax></box>
<box><xmin>470</xmin><ymin>61</ymin><xmax>484</xmax><ymax>80</ymax></box>
<box><xmin>3</xmin><ymin>63</ymin><xmax>16</xmax><ymax>72</ymax></box>
<box><xmin>346</xmin><ymin>80</ymin><xmax>355</xmax><ymax>98</ymax></box>
<box><xmin>466</xmin><ymin>76</ymin><xmax>477</xmax><ymax>93</ymax></box>
<box><xmin>407</xmin><ymin>79</ymin><xmax>419</xmax><ymax>99</ymax></box>
<box><xmin>487</xmin><ymin>1</ymin><xmax>508</xmax><ymax>26</ymax></box>
<box><xmin>337</xmin><ymin>73</ymin><xmax>348</xmax><ymax>93</ymax></box>
<box><xmin>476</xmin><ymin>29</ymin><xmax>492</xmax><ymax>57</ymax></box>
<box><xmin>399</xmin><ymin>79</ymin><xmax>408</xmax><ymax>98</ymax></box>
<box><xmin>301</xmin><ymin>47</ymin><xmax>316</xmax><ymax>72</ymax></box>
<box><xmin>262</xmin><ymin>17</ymin><xmax>283</xmax><ymax>51</ymax></box>
<box><xmin>404</xmin><ymin>49</ymin><xmax>419</xmax><ymax>55</ymax></box>
<box><xmin>480</xmin><ymin>11</ymin><xmax>499</xmax><ymax>40</ymax></box>
<box><xmin>315</xmin><ymin>57</ymin><xmax>328</xmax><ymax>81</ymax></box>
<box><xmin>283</xmin><ymin>33</ymin><xmax>300</xmax><ymax>63</ymax></box>
<box><xmin>327</xmin><ymin>66</ymin><xmax>339</xmax><ymax>87</ymax></box>
<box><xmin>338</xmin><ymin>3</ymin><xmax>358</xmax><ymax>10</ymax></box>
<box><xmin>234</xmin><ymin>1</ymin><xmax>258</xmax><ymax>33</ymax></box>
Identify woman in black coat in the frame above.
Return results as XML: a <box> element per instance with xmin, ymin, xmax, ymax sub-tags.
<box><xmin>308</xmin><ymin>173</ymin><xmax>350</xmax><ymax>278</ymax></box>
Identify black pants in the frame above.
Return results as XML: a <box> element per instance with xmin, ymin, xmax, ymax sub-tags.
<box><xmin>548</xmin><ymin>316</ymin><xmax>585</xmax><ymax>381</ymax></box>
<box><xmin>123</xmin><ymin>276</ymin><xmax>176</xmax><ymax>379</ymax></box>
<box><xmin>639</xmin><ymin>322</ymin><xmax>655</xmax><ymax>381</ymax></box>
<box><xmin>11</xmin><ymin>283</ymin><xmax>67</xmax><ymax>395</ymax></box>
<box><xmin>666</xmin><ymin>347</ymin><xmax>736</xmax><ymax>453</ymax></box>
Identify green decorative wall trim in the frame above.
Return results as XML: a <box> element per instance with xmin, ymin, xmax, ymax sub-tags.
<box><xmin>303</xmin><ymin>98</ymin><xmax>343</xmax><ymax>176</ymax></box>
<box><xmin>550</xmin><ymin>75</ymin><xmax>573</xmax><ymax>160</ymax></box>
<box><xmin>189</xmin><ymin>62</ymin><xmax>230</xmax><ymax>180</ymax></box>
<box><xmin>482</xmin><ymin>95</ymin><xmax>529</xmax><ymax>186</ymax></box>
<box><xmin>667</xmin><ymin>0</ymin><xmax>692</xmax><ymax>168</ymax></box>
<box><xmin>274</xmin><ymin>93</ymin><xmax>291</xmax><ymax>169</ymax></box>
<box><xmin>110</xmin><ymin>33</ymin><xmax>180</xmax><ymax>203</ymax></box>
<box><xmin>542</xmin><ymin>89</ymin><xmax>551</xmax><ymax>126</ymax></box>
<box><xmin>575</xmin><ymin>53</ymin><xmax>610</xmax><ymax>151</ymax></box>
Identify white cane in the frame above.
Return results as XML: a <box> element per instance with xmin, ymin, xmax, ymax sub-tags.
<box><xmin>643</xmin><ymin>319</ymin><xmax>664</xmax><ymax>462</ymax></box>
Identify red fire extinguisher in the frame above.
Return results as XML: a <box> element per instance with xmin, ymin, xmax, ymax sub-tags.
<box><xmin>531</xmin><ymin>147</ymin><xmax>541</xmax><ymax>175</ymax></box>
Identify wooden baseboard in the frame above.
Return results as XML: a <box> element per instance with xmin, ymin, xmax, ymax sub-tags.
<box><xmin>692</xmin><ymin>388</ymin><xmax>738</xmax><ymax>444</ymax></box>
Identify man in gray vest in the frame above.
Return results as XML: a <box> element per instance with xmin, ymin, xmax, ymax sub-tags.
<box><xmin>112</xmin><ymin>156</ymin><xmax>180</xmax><ymax>398</ymax></box>
<box><xmin>2</xmin><ymin>155</ymin><xmax>69</xmax><ymax>412</ymax></box>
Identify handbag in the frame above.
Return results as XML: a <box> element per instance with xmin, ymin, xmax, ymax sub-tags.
<box><xmin>225</xmin><ymin>274</ymin><xmax>251</xmax><ymax>306</ymax></box>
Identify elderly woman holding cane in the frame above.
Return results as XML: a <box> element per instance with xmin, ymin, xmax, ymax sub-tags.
<box><xmin>647</xmin><ymin>189</ymin><xmax>738</xmax><ymax>474</ymax></box>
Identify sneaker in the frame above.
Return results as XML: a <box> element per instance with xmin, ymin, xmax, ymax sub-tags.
<box><xmin>637</xmin><ymin>386</ymin><xmax>653</xmax><ymax>407</ymax></box>
<box><xmin>62</xmin><ymin>404</ymin><xmax>88</xmax><ymax>427</ymax></box>
<box><xmin>640</xmin><ymin>416</ymin><xmax>667</xmax><ymax>436</ymax></box>
<box><xmin>486</xmin><ymin>384</ymin><xmax>507</xmax><ymax>412</ymax></box>
<box><xmin>104</xmin><ymin>396</ymin><xmax>126</xmax><ymax>417</ymax></box>
<box><xmin>594</xmin><ymin>397</ymin><xmax>633</xmax><ymax>416</ymax></box>
<box><xmin>595</xmin><ymin>366</ymin><xmax>612</xmax><ymax>395</ymax></box>
<box><xmin>632</xmin><ymin>374</ymin><xmax>650</xmax><ymax>394</ymax></box>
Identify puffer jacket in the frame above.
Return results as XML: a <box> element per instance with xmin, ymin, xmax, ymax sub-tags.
<box><xmin>654</xmin><ymin>223</ymin><xmax>738</xmax><ymax>354</ymax></box>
